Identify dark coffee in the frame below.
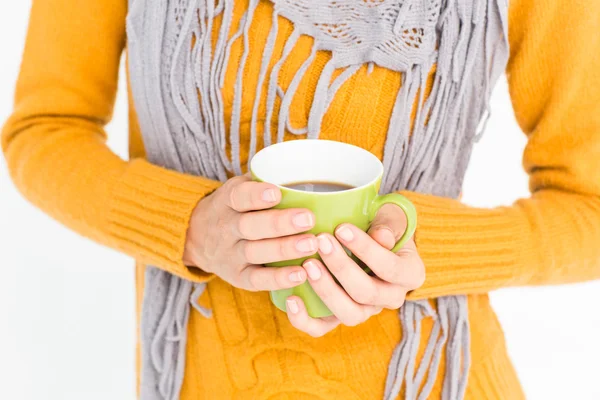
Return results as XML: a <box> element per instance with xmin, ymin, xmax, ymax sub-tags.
<box><xmin>283</xmin><ymin>181</ymin><xmax>355</xmax><ymax>193</ymax></box>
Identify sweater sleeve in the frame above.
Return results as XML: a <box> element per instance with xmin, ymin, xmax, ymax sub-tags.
<box><xmin>405</xmin><ymin>0</ymin><xmax>600</xmax><ymax>300</ymax></box>
<box><xmin>1</xmin><ymin>0</ymin><xmax>221</xmax><ymax>281</ymax></box>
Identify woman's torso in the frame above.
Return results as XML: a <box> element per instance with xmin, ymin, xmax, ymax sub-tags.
<box><xmin>128</xmin><ymin>0</ymin><xmax>525</xmax><ymax>398</ymax></box>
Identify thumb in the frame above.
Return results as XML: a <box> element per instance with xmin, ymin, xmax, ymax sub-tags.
<box><xmin>367</xmin><ymin>203</ymin><xmax>409</xmax><ymax>251</ymax></box>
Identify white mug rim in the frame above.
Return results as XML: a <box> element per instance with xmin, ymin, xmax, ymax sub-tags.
<box><xmin>250</xmin><ymin>139</ymin><xmax>383</xmax><ymax>196</ymax></box>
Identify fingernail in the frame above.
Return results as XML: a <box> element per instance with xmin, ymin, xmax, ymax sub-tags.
<box><xmin>296</xmin><ymin>237</ymin><xmax>317</xmax><ymax>253</ymax></box>
<box><xmin>304</xmin><ymin>260</ymin><xmax>322</xmax><ymax>281</ymax></box>
<box><xmin>336</xmin><ymin>225</ymin><xmax>354</xmax><ymax>242</ymax></box>
<box><xmin>286</xmin><ymin>299</ymin><xmax>299</xmax><ymax>314</ymax></box>
<box><xmin>293</xmin><ymin>212</ymin><xmax>314</xmax><ymax>229</ymax></box>
<box><xmin>376</xmin><ymin>226</ymin><xmax>395</xmax><ymax>239</ymax></box>
<box><xmin>289</xmin><ymin>270</ymin><xmax>306</xmax><ymax>283</ymax></box>
<box><xmin>373</xmin><ymin>226</ymin><xmax>396</xmax><ymax>247</ymax></box>
<box><xmin>318</xmin><ymin>235</ymin><xmax>333</xmax><ymax>254</ymax></box>
<box><xmin>262</xmin><ymin>189</ymin><xmax>277</xmax><ymax>202</ymax></box>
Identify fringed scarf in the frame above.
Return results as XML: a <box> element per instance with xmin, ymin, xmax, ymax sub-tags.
<box><xmin>126</xmin><ymin>0</ymin><xmax>509</xmax><ymax>398</ymax></box>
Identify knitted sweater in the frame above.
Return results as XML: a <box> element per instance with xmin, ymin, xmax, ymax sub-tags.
<box><xmin>3</xmin><ymin>0</ymin><xmax>600</xmax><ymax>398</ymax></box>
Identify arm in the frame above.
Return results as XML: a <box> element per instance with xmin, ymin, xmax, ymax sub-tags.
<box><xmin>1</xmin><ymin>0</ymin><xmax>221</xmax><ymax>280</ymax></box>
<box><xmin>405</xmin><ymin>0</ymin><xmax>600</xmax><ymax>299</ymax></box>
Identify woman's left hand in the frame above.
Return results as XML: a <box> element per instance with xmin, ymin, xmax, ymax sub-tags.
<box><xmin>285</xmin><ymin>204</ymin><xmax>425</xmax><ymax>337</ymax></box>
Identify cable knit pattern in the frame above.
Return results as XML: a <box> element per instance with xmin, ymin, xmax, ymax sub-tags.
<box><xmin>3</xmin><ymin>0</ymin><xmax>600</xmax><ymax>399</ymax></box>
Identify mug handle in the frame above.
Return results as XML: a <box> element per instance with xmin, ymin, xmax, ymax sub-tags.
<box><xmin>367</xmin><ymin>193</ymin><xmax>417</xmax><ymax>253</ymax></box>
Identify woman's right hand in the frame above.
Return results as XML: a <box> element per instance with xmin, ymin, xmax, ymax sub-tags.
<box><xmin>183</xmin><ymin>175</ymin><xmax>318</xmax><ymax>291</ymax></box>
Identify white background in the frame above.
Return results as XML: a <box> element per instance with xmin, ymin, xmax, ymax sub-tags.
<box><xmin>1</xmin><ymin>3</ymin><xmax>599</xmax><ymax>400</ymax></box>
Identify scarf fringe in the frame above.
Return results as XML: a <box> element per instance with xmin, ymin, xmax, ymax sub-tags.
<box><xmin>383</xmin><ymin>298</ymin><xmax>471</xmax><ymax>400</ymax></box>
<box><xmin>264</xmin><ymin>29</ymin><xmax>301</xmax><ymax>147</ymax></box>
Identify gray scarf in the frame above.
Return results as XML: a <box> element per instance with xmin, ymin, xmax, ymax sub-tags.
<box><xmin>126</xmin><ymin>0</ymin><xmax>509</xmax><ymax>398</ymax></box>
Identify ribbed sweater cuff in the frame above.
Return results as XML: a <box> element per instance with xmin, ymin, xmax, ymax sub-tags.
<box><xmin>107</xmin><ymin>159</ymin><xmax>222</xmax><ymax>282</ymax></box>
<box><xmin>401</xmin><ymin>191</ymin><xmax>534</xmax><ymax>299</ymax></box>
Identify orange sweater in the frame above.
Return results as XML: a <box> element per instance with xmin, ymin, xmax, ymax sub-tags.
<box><xmin>3</xmin><ymin>0</ymin><xmax>600</xmax><ymax>398</ymax></box>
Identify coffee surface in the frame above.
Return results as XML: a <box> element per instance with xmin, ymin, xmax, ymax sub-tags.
<box><xmin>283</xmin><ymin>181</ymin><xmax>355</xmax><ymax>192</ymax></box>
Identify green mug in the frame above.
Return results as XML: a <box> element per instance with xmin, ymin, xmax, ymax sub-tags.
<box><xmin>250</xmin><ymin>139</ymin><xmax>417</xmax><ymax>318</ymax></box>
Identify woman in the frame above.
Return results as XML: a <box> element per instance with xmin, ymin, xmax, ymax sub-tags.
<box><xmin>3</xmin><ymin>0</ymin><xmax>600</xmax><ymax>398</ymax></box>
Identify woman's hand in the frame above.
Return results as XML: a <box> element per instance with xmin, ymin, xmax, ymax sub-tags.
<box><xmin>183</xmin><ymin>175</ymin><xmax>318</xmax><ymax>291</ymax></box>
<box><xmin>285</xmin><ymin>204</ymin><xmax>425</xmax><ymax>337</ymax></box>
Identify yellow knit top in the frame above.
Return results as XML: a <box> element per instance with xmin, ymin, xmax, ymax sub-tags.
<box><xmin>3</xmin><ymin>0</ymin><xmax>600</xmax><ymax>398</ymax></box>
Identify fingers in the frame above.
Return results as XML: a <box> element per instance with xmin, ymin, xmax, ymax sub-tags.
<box><xmin>236</xmin><ymin>234</ymin><xmax>318</xmax><ymax>264</ymax></box>
<box><xmin>393</xmin><ymin>239</ymin><xmax>426</xmax><ymax>289</ymax></box>
<box><xmin>334</xmin><ymin>224</ymin><xmax>424</xmax><ymax>289</ymax></box>
<box><xmin>309</xmin><ymin>238</ymin><xmax>406</xmax><ymax>310</ymax></box>
<box><xmin>234</xmin><ymin>208</ymin><xmax>315</xmax><ymax>240</ymax></box>
<box><xmin>238</xmin><ymin>265</ymin><xmax>307</xmax><ymax>291</ymax></box>
<box><xmin>368</xmin><ymin>203</ymin><xmax>408</xmax><ymax>250</ymax></box>
<box><xmin>302</xmin><ymin>257</ymin><xmax>383</xmax><ymax>324</ymax></box>
<box><xmin>225</xmin><ymin>176</ymin><xmax>282</xmax><ymax>212</ymax></box>
<box><xmin>285</xmin><ymin>296</ymin><xmax>341</xmax><ymax>338</ymax></box>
